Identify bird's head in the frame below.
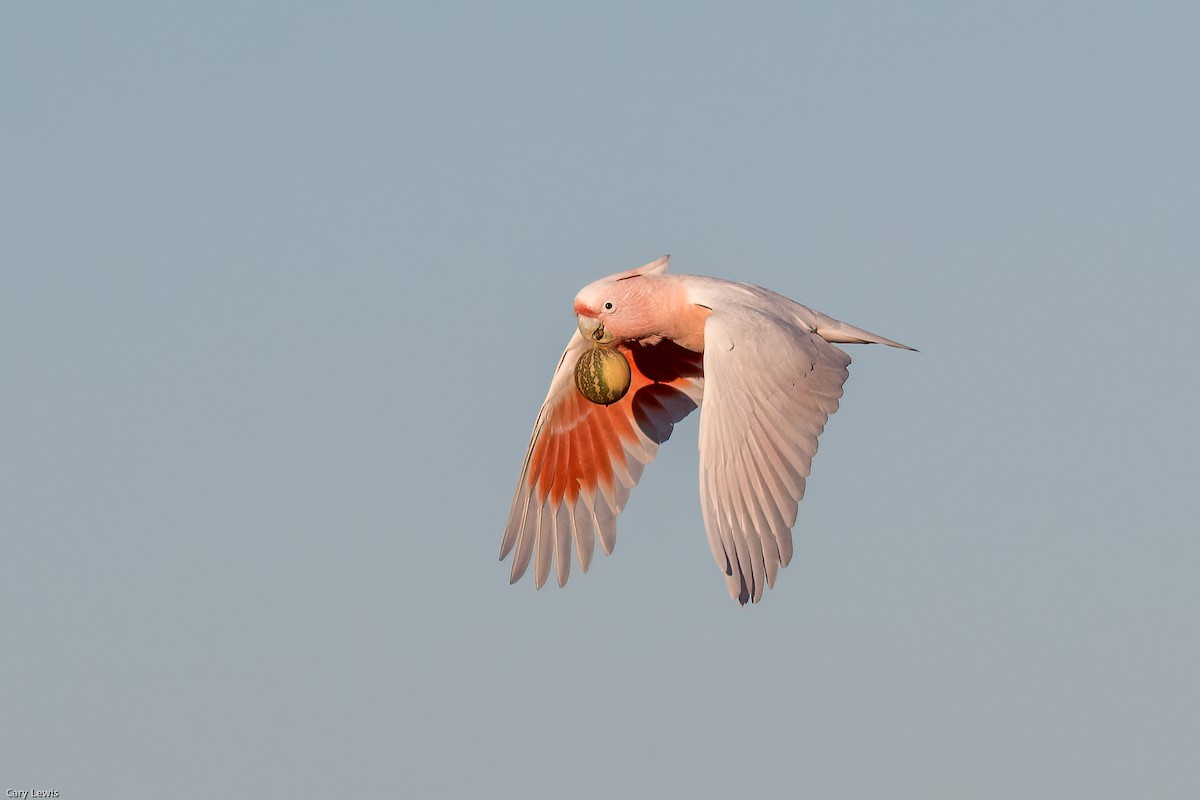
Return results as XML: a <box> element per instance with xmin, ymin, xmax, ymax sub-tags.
<box><xmin>573</xmin><ymin>255</ymin><xmax>670</xmax><ymax>343</ymax></box>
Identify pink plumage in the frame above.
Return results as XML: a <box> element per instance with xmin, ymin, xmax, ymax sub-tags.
<box><xmin>501</xmin><ymin>256</ymin><xmax>913</xmax><ymax>604</ymax></box>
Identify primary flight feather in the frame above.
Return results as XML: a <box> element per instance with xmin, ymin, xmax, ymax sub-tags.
<box><xmin>501</xmin><ymin>256</ymin><xmax>913</xmax><ymax>605</ymax></box>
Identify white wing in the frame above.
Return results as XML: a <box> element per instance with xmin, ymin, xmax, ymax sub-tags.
<box><xmin>697</xmin><ymin>302</ymin><xmax>851</xmax><ymax>604</ymax></box>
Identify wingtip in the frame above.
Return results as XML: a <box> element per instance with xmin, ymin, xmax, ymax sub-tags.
<box><xmin>507</xmin><ymin>558</ymin><xmax>528</xmax><ymax>585</ymax></box>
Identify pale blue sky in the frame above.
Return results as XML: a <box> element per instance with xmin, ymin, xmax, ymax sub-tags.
<box><xmin>3</xmin><ymin>2</ymin><xmax>1198</xmax><ymax>798</ymax></box>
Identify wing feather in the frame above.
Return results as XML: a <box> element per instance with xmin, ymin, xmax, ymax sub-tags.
<box><xmin>698</xmin><ymin>304</ymin><xmax>851</xmax><ymax>604</ymax></box>
<box><xmin>502</xmin><ymin>332</ymin><xmax>703</xmax><ymax>589</ymax></box>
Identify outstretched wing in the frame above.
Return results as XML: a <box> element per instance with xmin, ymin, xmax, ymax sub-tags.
<box><xmin>698</xmin><ymin>305</ymin><xmax>851</xmax><ymax>604</ymax></box>
<box><xmin>501</xmin><ymin>333</ymin><xmax>703</xmax><ymax>589</ymax></box>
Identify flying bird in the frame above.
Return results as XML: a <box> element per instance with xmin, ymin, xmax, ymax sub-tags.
<box><xmin>501</xmin><ymin>256</ymin><xmax>913</xmax><ymax>604</ymax></box>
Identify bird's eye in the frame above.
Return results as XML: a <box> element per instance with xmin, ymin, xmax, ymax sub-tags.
<box><xmin>603</xmin><ymin>302</ymin><xmax>614</xmax><ymax>311</ymax></box>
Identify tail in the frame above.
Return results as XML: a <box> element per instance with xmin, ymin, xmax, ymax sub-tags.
<box><xmin>811</xmin><ymin>310</ymin><xmax>917</xmax><ymax>351</ymax></box>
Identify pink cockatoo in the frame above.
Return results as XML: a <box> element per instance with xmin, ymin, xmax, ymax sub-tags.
<box><xmin>501</xmin><ymin>256</ymin><xmax>913</xmax><ymax>604</ymax></box>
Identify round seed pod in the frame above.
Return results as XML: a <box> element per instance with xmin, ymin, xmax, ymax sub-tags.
<box><xmin>574</xmin><ymin>345</ymin><xmax>632</xmax><ymax>406</ymax></box>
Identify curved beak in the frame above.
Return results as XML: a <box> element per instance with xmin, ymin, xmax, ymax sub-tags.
<box><xmin>577</xmin><ymin>314</ymin><xmax>616</xmax><ymax>344</ymax></box>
